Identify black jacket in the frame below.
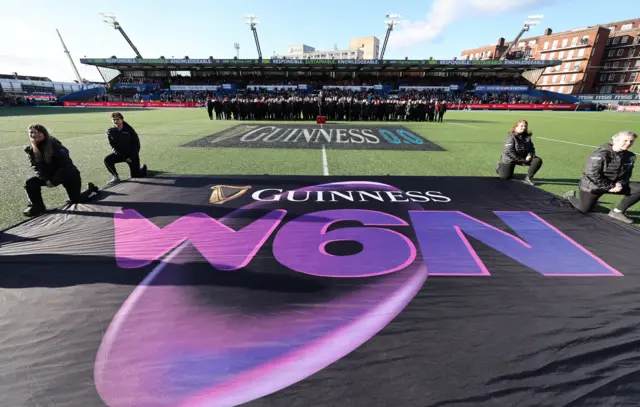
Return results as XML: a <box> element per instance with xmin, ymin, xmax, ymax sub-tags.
<box><xmin>500</xmin><ymin>132</ymin><xmax>536</xmax><ymax>164</ymax></box>
<box><xmin>579</xmin><ymin>143</ymin><xmax>636</xmax><ymax>193</ymax></box>
<box><xmin>107</xmin><ymin>122</ymin><xmax>140</xmax><ymax>158</ymax></box>
<box><xmin>25</xmin><ymin>137</ymin><xmax>78</xmax><ymax>185</ymax></box>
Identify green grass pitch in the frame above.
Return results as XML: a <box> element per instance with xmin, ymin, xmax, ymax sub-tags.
<box><xmin>1</xmin><ymin>107</ymin><xmax>639</xmax><ymax>231</ymax></box>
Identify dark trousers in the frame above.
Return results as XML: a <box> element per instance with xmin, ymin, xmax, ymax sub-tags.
<box><xmin>208</xmin><ymin>109</ymin><xmax>213</xmax><ymax>120</ymax></box>
<box><xmin>437</xmin><ymin>111</ymin><xmax>445</xmax><ymax>122</ymax></box>
<box><xmin>25</xmin><ymin>170</ymin><xmax>92</xmax><ymax>208</ymax></box>
<box><xmin>569</xmin><ymin>182</ymin><xmax>640</xmax><ymax>213</ymax></box>
<box><xmin>497</xmin><ymin>157</ymin><xmax>543</xmax><ymax>180</ymax></box>
<box><xmin>104</xmin><ymin>153</ymin><xmax>141</xmax><ymax>178</ymax></box>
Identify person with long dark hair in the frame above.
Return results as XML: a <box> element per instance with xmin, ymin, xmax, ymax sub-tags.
<box><xmin>104</xmin><ymin>112</ymin><xmax>148</xmax><ymax>186</ymax></box>
<box><xmin>23</xmin><ymin>124</ymin><xmax>99</xmax><ymax>217</ymax></box>
<box><xmin>495</xmin><ymin>119</ymin><xmax>543</xmax><ymax>185</ymax></box>
<box><xmin>564</xmin><ymin>131</ymin><xmax>639</xmax><ymax>224</ymax></box>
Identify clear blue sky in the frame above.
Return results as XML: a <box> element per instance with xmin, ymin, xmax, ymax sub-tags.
<box><xmin>0</xmin><ymin>0</ymin><xmax>637</xmax><ymax>82</ymax></box>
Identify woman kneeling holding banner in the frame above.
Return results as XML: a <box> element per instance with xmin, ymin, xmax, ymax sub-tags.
<box><xmin>23</xmin><ymin>124</ymin><xmax>99</xmax><ymax>217</ymax></box>
<box><xmin>495</xmin><ymin>120</ymin><xmax>543</xmax><ymax>186</ymax></box>
<box><xmin>565</xmin><ymin>131</ymin><xmax>640</xmax><ymax>224</ymax></box>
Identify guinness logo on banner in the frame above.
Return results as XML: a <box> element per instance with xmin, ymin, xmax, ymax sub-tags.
<box><xmin>209</xmin><ymin>185</ymin><xmax>252</xmax><ymax>204</ymax></box>
<box><xmin>183</xmin><ymin>124</ymin><xmax>445</xmax><ymax>151</ymax></box>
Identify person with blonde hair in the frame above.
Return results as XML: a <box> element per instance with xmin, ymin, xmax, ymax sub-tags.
<box><xmin>23</xmin><ymin>124</ymin><xmax>99</xmax><ymax>217</ymax></box>
<box><xmin>564</xmin><ymin>130</ymin><xmax>639</xmax><ymax>224</ymax></box>
<box><xmin>495</xmin><ymin>119</ymin><xmax>543</xmax><ymax>186</ymax></box>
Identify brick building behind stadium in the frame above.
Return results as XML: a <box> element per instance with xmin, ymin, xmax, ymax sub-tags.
<box><xmin>460</xmin><ymin>18</ymin><xmax>640</xmax><ymax>95</ymax></box>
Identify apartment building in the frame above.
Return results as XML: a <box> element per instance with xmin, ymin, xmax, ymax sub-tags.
<box><xmin>460</xmin><ymin>18</ymin><xmax>640</xmax><ymax>94</ymax></box>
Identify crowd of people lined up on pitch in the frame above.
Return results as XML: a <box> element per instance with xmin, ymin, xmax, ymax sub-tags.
<box><xmin>496</xmin><ymin>119</ymin><xmax>639</xmax><ymax>224</ymax></box>
<box><xmin>205</xmin><ymin>90</ymin><xmax>450</xmax><ymax>122</ymax></box>
<box><xmin>21</xmin><ymin>112</ymin><xmax>149</xmax><ymax>217</ymax></box>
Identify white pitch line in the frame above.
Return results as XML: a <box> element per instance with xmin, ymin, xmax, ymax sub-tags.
<box><xmin>0</xmin><ymin>133</ymin><xmax>100</xmax><ymax>152</ymax></box>
<box><xmin>448</xmin><ymin>122</ymin><xmax>480</xmax><ymax>129</ymax></box>
<box><xmin>537</xmin><ymin>137</ymin><xmax>597</xmax><ymax>148</ymax></box>
<box><xmin>321</xmin><ymin>145</ymin><xmax>329</xmax><ymax>176</ymax></box>
<box><xmin>0</xmin><ymin>117</ymin><xmax>200</xmax><ymax>153</ymax></box>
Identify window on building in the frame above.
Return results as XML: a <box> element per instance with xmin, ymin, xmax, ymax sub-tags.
<box><xmin>622</xmin><ymin>36</ymin><xmax>628</xmax><ymax>44</ymax></box>
<box><xmin>564</xmin><ymin>63</ymin><xmax>570</xmax><ymax>71</ymax></box>
<box><xmin>607</xmin><ymin>38</ymin><xmax>612</xmax><ymax>45</ymax></box>
<box><xmin>558</xmin><ymin>86</ymin><xmax>565</xmax><ymax>93</ymax></box>
<box><xmin>613</xmin><ymin>61</ymin><xmax>620</xmax><ymax>68</ymax></box>
<box><xmin>552</xmin><ymin>40</ymin><xmax>558</xmax><ymax>49</ymax></box>
<box><xmin>566</xmin><ymin>86</ymin><xmax>573</xmax><ymax>94</ymax></box>
<box><xmin>609</xmin><ymin>50</ymin><xmax>615</xmax><ymax>57</ymax></box>
<box><xmin>544</xmin><ymin>41</ymin><xmax>549</xmax><ymax>49</ymax></box>
<box><xmin>573</xmin><ymin>62</ymin><xmax>581</xmax><ymax>70</ymax></box>
<box><xmin>630</xmin><ymin>72</ymin><xmax>638</xmax><ymax>82</ymax></box>
<box><xmin>613</xmin><ymin>37</ymin><xmax>620</xmax><ymax>44</ymax></box>
<box><xmin>562</xmin><ymin>38</ymin><xmax>568</xmax><ymax>47</ymax></box>
<box><xmin>619</xmin><ymin>74</ymin><xmax>626</xmax><ymax>83</ymax></box>
<box><xmin>550</xmin><ymin>86</ymin><xmax>556</xmax><ymax>92</ymax></box>
<box><xmin>571</xmin><ymin>37</ymin><xmax>578</xmax><ymax>46</ymax></box>
<box><xmin>617</xmin><ymin>49</ymin><xmax>624</xmax><ymax>56</ymax></box>
<box><xmin>600</xmin><ymin>74</ymin><xmax>607</xmax><ymax>81</ymax></box>
<box><xmin>550</xmin><ymin>52</ymin><xmax>556</xmax><ymax>59</ymax></box>
<box><xmin>552</xmin><ymin>75</ymin><xmax>558</xmax><ymax>83</ymax></box>
<box><xmin>608</xmin><ymin>26</ymin><xmax>616</xmax><ymax>33</ymax></box>
<box><xmin>542</xmin><ymin>76</ymin><xmax>548</xmax><ymax>84</ymax></box>
<box><xmin>578</xmin><ymin>48</ymin><xmax>585</xmax><ymax>57</ymax></box>
<box><xmin>568</xmin><ymin>50</ymin><xmax>575</xmax><ymax>59</ymax></box>
<box><xmin>560</xmin><ymin>74</ymin><xmax>567</xmax><ymax>83</ymax></box>
<box><xmin>636</xmin><ymin>60</ymin><xmax>640</xmax><ymax>67</ymax></box>
<box><xmin>629</xmin><ymin>48</ymin><xmax>635</xmax><ymax>57</ymax></box>
<box><xmin>528</xmin><ymin>40</ymin><xmax>536</xmax><ymax>46</ymax></box>
<box><xmin>608</xmin><ymin>74</ymin><xmax>615</xmax><ymax>80</ymax></box>
<box><xmin>621</xmin><ymin>23</ymin><xmax>633</xmax><ymax>30</ymax></box>
<box><xmin>605</xmin><ymin>62</ymin><xmax>611</xmax><ymax>68</ymax></box>
<box><xmin>540</xmin><ymin>54</ymin><xmax>546</xmax><ymax>60</ymax></box>
<box><xmin>559</xmin><ymin>51</ymin><xmax>565</xmax><ymax>59</ymax></box>
<box><xmin>625</xmin><ymin>61</ymin><xmax>631</xmax><ymax>69</ymax></box>
<box><xmin>572</xmin><ymin>73</ymin><xmax>578</xmax><ymax>82</ymax></box>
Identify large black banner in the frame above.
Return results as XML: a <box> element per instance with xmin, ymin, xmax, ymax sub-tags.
<box><xmin>0</xmin><ymin>175</ymin><xmax>638</xmax><ymax>407</ymax></box>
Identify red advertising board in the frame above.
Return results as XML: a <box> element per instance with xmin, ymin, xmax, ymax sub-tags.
<box><xmin>446</xmin><ymin>103</ymin><xmax>577</xmax><ymax>111</ymax></box>
<box><xmin>616</xmin><ymin>105</ymin><xmax>640</xmax><ymax>113</ymax></box>
<box><xmin>63</xmin><ymin>101</ymin><xmax>200</xmax><ymax>108</ymax></box>
<box><xmin>63</xmin><ymin>101</ymin><xmax>578</xmax><ymax>111</ymax></box>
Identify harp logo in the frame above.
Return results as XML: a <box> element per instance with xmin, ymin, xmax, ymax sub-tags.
<box><xmin>209</xmin><ymin>185</ymin><xmax>252</xmax><ymax>204</ymax></box>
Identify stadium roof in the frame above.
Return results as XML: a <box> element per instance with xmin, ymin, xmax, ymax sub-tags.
<box><xmin>79</xmin><ymin>58</ymin><xmax>562</xmax><ymax>73</ymax></box>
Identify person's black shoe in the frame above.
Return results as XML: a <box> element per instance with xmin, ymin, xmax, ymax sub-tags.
<box><xmin>23</xmin><ymin>205</ymin><xmax>46</xmax><ymax>217</ymax></box>
<box><xmin>88</xmin><ymin>182</ymin><xmax>100</xmax><ymax>194</ymax></box>
<box><xmin>141</xmin><ymin>164</ymin><xmax>148</xmax><ymax>177</ymax></box>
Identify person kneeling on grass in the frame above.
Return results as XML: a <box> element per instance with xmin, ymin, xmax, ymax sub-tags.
<box><xmin>104</xmin><ymin>112</ymin><xmax>148</xmax><ymax>186</ymax></box>
<box><xmin>495</xmin><ymin>119</ymin><xmax>543</xmax><ymax>186</ymax></box>
<box><xmin>23</xmin><ymin>124</ymin><xmax>99</xmax><ymax>217</ymax></box>
<box><xmin>564</xmin><ymin>131</ymin><xmax>640</xmax><ymax>224</ymax></box>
